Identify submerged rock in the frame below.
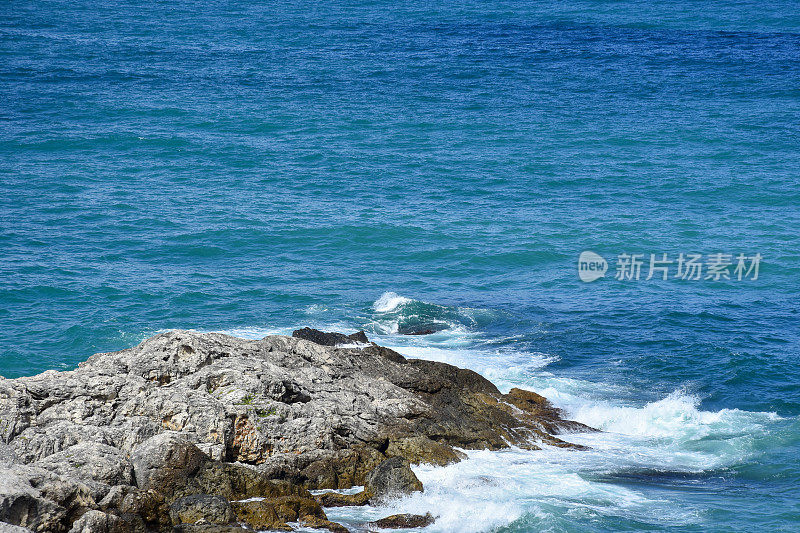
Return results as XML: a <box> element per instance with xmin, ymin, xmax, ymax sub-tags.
<box><xmin>0</xmin><ymin>329</ymin><xmax>592</xmax><ymax>532</ymax></box>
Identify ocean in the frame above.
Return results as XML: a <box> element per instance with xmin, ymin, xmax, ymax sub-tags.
<box><xmin>1</xmin><ymin>0</ymin><xmax>799</xmax><ymax>531</ymax></box>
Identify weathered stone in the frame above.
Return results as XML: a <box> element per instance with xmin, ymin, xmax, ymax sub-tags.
<box><xmin>292</xmin><ymin>328</ymin><xmax>367</xmax><ymax>346</ymax></box>
<box><xmin>185</xmin><ymin>461</ymin><xmax>310</xmax><ymax>502</ymax></box>
<box><xmin>0</xmin><ymin>463</ymin><xmax>96</xmax><ymax>533</ymax></box>
<box><xmin>385</xmin><ymin>436</ymin><xmax>465</xmax><ymax>466</ymax></box>
<box><xmin>172</xmin><ymin>526</ymin><xmax>249</xmax><ymax>533</ymax></box>
<box><xmin>371</xmin><ymin>512</ymin><xmax>435</xmax><ymax>529</ymax></box>
<box><xmin>35</xmin><ymin>443</ymin><xmax>134</xmax><ymax>503</ymax></box>
<box><xmin>0</xmin><ymin>330</ymin><xmax>593</xmax><ymax>531</ymax></box>
<box><xmin>0</xmin><ymin>523</ymin><xmax>34</xmax><ymax>533</ymax></box>
<box><xmin>315</xmin><ymin>489</ymin><xmax>370</xmax><ymax>507</ymax></box>
<box><xmin>231</xmin><ymin>494</ymin><xmax>325</xmax><ymax>530</ymax></box>
<box><xmin>120</xmin><ymin>489</ymin><xmax>169</xmax><ymax>531</ymax></box>
<box><xmin>130</xmin><ymin>433</ymin><xmax>207</xmax><ymax>499</ymax></box>
<box><xmin>168</xmin><ymin>494</ymin><xmax>234</xmax><ymax>525</ymax></box>
<box><xmin>298</xmin><ymin>515</ymin><xmax>349</xmax><ymax>533</ymax></box>
<box><xmin>229</xmin><ymin>499</ymin><xmax>286</xmax><ymax>531</ymax></box>
<box><xmin>66</xmin><ymin>510</ymin><xmax>127</xmax><ymax>533</ymax></box>
<box><xmin>364</xmin><ymin>458</ymin><xmax>423</xmax><ymax>502</ymax></box>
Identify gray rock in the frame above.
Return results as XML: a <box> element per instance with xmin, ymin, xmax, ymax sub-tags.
<box><xmin>173</xmin><ymin>526</ymin><xmax>249</xmax><ymax>533</ymax></box>
<box><xmin>169</xmin><ymin>494</ymin><xmax>234</xmax><ymax>525</ymax></box>
<box><xmin>130</xmin><ymin>432</ymin><xmax>207</xmax><ymax>497</ymax></box>
<box><xmin>0</xmin><ymin>523</ymin><xmax>34</xmax><ymax>533</ymax></box>
<box><xmin>34</xmin><ymin>443</ymin><xmax>133</xmax><ymax>502</ymax></box>
<box><xmin>364</xmin><ymin>457</ymin><xmax>423</xmax><ymax>501</ymax></box>
<box><xmin>370</xmin><ymin>512</ymin><xmax>435</xmax><ymax>529</ymax></box>
<box><xmin>66</xmin><ymin>510</ymin><xmax>124</xmax><ymax>533</ymax></box>
<box><xmin>0</xmin><ymin>330</ymin><xmax>592</xmax><ymax>531</ymax></box>
<box><xmin>0</xmin><ymin>463</ymin><xmax>94</xmax><ymax>533</ymax></box>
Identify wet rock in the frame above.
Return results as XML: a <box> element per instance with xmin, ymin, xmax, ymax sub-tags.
<box><xmin>298</xmin><ymin>515</ymin><xmax>350</xmax><ymax>532</ymax></box>
<box><xmin>168</xmin><ymin>494</ymin><xmax>235</xmax><ymax>525</ymax></box>
<box><xmin>364</xmin><ymin>458</ymin><xmax>423</xmax><ymax>502</ymax></box>
<box><xmin>385</xmin><ymin>436</ymin><xmax>465</xmax><ymax>466</ymax></box>
<box><xmin>230</xmin><ymin>495</ymin><xmax>325</xmax><ymax>531</ymax></box>
<box><xmin>0</xmin><ymin>329</ymin><xmax>593</xmax><ymax>530</ymax></box>
<box><xmin>172</xmin><ymin>526</ymin><xmax>250</xmax><ymax>533</ymax></box>
<box><xmin>401</xmin><ymin>329</ymin><xmax>435</xmax><ymax>336</ymax></box>
<box><xmin>370</xmin><ymin>512</ymin><xmax>435</xmax><ymax>529</ymax></box>
<box><xmin>292</xmin><ymin>328</ymin><xmax>368</xmax><ymax>346</ymax></box>
<box><xmin>314</xmin><ymin>490</ymin><xmax>370</xmax><ymax>507</ymax></box>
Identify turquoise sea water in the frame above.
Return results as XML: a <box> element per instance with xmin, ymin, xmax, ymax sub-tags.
<box><xmin>2</xmin><ymin>1</ymin><xmax>800</xmax><ymax>531</ymax></box>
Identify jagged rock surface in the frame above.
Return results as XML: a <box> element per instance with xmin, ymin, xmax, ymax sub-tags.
<box><xmin>0</xmin><ymin>329</ymin><xmax>593</xmax><ymax>532</ymax></box>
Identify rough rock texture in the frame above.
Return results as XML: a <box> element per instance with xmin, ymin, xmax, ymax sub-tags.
<box><xmin>292</xmin><ymin>328</ymin><xmax>368</xmax><ymax>346</ymax></box>
<box><xmin>371</xmin><ymin>512</ymin><xmax>435</xmax><ymax>529</ymax></box>
<box><xmin>0</xmin><ymin>329</ymin><xmax>592</xmax><ymax>532</ymax></box>
<box><xmin>364</xmin><ymin>458</ymin><xmax>423</xmax><ymax>502</ymax></box>
<box><xmin>168</xmin><ymin>494</ymin><xmax>234</xmax><ymax>525</ymax></box>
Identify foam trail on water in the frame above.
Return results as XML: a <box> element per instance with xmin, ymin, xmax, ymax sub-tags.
<box><xmin>192</xmin><ymin>298</ymin><xmax>788</xmax><ymax>532</ymax></box>
<box><xmin>373</xmin><ymin>291</ymin><xmax>413</xmax><ymax>312</ymax></box>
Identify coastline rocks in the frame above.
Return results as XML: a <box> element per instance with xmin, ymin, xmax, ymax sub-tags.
<box><xmin>0</xmin><ymin>329</ymin><xmax>593</xmax><ymax>532</ymax></box>
<box><xmin>66</xmin><ymin>510</ymin><xmax>125</xmax><ymax>533</ymax></box>
<box><xmin>370</xmin><ymin>512</ymin><xmax>435</xmax><ymax>529</ymax></box>
<box><xmin>168</xmin><ymin>494</ymin><xmax>235</xmax><ymax>526</ymax></box>
<box><xmin>230</xmin><ymin>495</ymin><xmax>326</xmax><ymax>531</ymax></box>
<box><xmin>292</xmin><ymin>327</ymin><xmax>368</xmax><ymax>346</ymax></box>
<box><xmin>130</xmin><ymin>432</ymin><xmax>206</xmax><ymax>498</ymax></box>
<box><xmin>364</xmin><ymin>458</ymin><xmax>423</xmax><ymax>502</ymax></box>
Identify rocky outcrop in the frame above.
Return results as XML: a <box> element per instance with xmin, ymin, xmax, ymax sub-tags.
<box><xmin>0</xmin><ymin>329</ymin><xmax>593</xmax><ymax>532</ymax></box>
<box><xmin>371</xmin><ymin>512</ymin><xmax>435</xmax><ymax>529</ymax></box>
<box><xmin>364</xmin><ymin>458</ymin><xmax>423</xmax><ymax>502</ymax></box>
<box><xmin>291</xmin><ymin>328</ymin><xmax>368</xmax><ymax>346</ymax></box>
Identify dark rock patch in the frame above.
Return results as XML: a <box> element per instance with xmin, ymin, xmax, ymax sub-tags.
<box><xmin>292</xmin><ymin>327</ymin><xmax>369</xmax><ymax>346</ymax></box>
<box><xmin>364</xmin><ymin>458</ymin><xmax>423</xmax><ymax>502</ymax></box>
<box><xmin>371</xmin><ymin>512</ymin><xmax>435</xmax><ymax>529</ymax></box>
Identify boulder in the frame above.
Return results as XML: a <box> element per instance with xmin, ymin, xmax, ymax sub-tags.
<box><xmin>370</xmin><ymin>512</ymin><xmax>435</xmax><ymax>529</ymax></box>
<box><xmin>315</xmin><ymin>490</ymin><xmax>370</xmax><ymax>507</ymax></box>
<box><xmin>119</xmin><ymin>489</ymin><xmax>170</xmax><ymax>531</ymax></box>
<box><xmin>130</xmin><ymin>432</ymin><xmax>207</xmax><ymax>499</ymax></box>
<box><xmin>168</xmin><ymin>494</ymin><xmax>235</xmax><ymax>525</ymax></box>
<box><xmin>364</xmin><ymin>458</ymin><xmax>423</xmax><ymax>502</ymax></box>
<box><xmin>292</xmin><ymin>328</ymin><xmax>368</xmax><ymax>346</ymax></box>
<box><xmin>172</xmin><ymin>526</ymin><xmax>249</xmax><ymax>533</ymax></box>
<box><xmin>65</xmin><ymin>510</ymin><xmax>126</xmax><ymax>533</ymax></box>
<box><xmin>298</xmin><ymin>516</ymin><xmax>349</xmax><ymax>532</ymax></box>
<box><xmin>385</xmin><ymin>436</ymin><xmax>465</xmax><ymax>466</ymax></box>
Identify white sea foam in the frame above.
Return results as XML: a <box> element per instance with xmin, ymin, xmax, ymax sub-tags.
<box><xmin>187</xmin><ymin>314</ymin><xmax>783</xmax><ymax>531</ymax></box>
<box><xmin>373</xmin><ymin>291</ymin><xmax>413</xmax><ymax>312</ymax></box>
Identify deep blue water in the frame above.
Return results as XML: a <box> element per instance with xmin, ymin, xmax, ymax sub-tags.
<box><xmin>2</xmin><ymin>1</ymin><xmax>800</xmax><ymax>531</ymax></box>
